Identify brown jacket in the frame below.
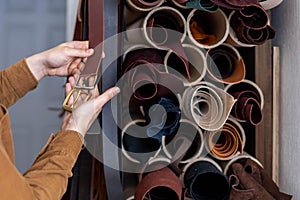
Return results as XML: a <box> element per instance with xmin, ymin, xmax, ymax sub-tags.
<box><xmin>0</xmin><ymin>59</ymin><xmax>83</xmax><ymax>200</ymax></box>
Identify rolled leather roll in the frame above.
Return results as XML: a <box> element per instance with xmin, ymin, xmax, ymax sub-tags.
<box><xmin>232</xmin><ymin>90</ymin><xmax>263</xmax><ymax>125</ymax></box>
<box><xmin>121</xmin><ymin>119</ymin><xmax>162</xmax><ymax>164</ymax></box>
<box><xmin>121</xmin><ymin>48</ymin><xmax>185</xmax><ymax>103</ymax></box>
<box><xmin>230</xmin><ymin>4</ymin><xmax>275</xmax><ymax>45</ymax></box>
<box><xmin>206</xmin><ymin>43</ymin><xmax>245</xmax><ymax>84</ymax></box>
<box><xmin>225</xmin><ymin>156</ymin><xmax>293</xmax><ymax>200</ymax></box>
<box><xmin>135</xmin><ymin>167</ymin><xmax>182</xmax><ymax>200</ymax></box>
<box><xmin>145</xmin><ymin>7</ymin><xmax>190</xmax><ymax>79</ymax></box>
<box><xmin>205</xmin><ymin>117</ymin><xmax>245</xmax><ymax>160</ymax></box>
<box><xmin>182</xmin><ymin>82</ymin><xmax>235</xmax><ymax>131</ymax></box>
<box><xmin>182</xmin><ymin>158</ymin><xmax>230</xmax><ymax>200</ymax></box>
<box><xmin>162</xmin><ymin>119</ymin><xmax>204</xmax><ymax>165</ymax></box>
<box><xmin>225</xmin><ymin>79</ymin><xmax>264</xmax><ymax>125</ymax></box>
<box><xmin>144</xmin><ymin>97</ymin><xmax>181</xmax><ymax>142</ymax></box>
<box><xmin>164</xmin><ymin>43</ymin><xmax>207</xmax><ymax>85</ymax></box>
<box><xmin>187</xmin><ymin>8</ymin><xmax>229</xmax><ymax>49</ymax></box>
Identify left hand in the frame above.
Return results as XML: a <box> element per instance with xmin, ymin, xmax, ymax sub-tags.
<box><xmin>26</xmin><ymin>41</ymin><xmax>94</xmax><ymax>81</ymax></box>
<box><xmin>61</xmin><ymin>76</ymin><xmax>120</xmax><ymax>137</ymax></box>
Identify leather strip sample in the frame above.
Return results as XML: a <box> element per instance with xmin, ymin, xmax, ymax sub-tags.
<box><xmin>187</xmin><ymin>8</ymin><xmax>229</xmax><ymax>49</ymax></box>
<box><xmin>75</xmin><ymin>0</ymin><xmax>105</xmax><ymax>89</ymax></box>
<box><xmin>205</xmin><ymin>118</ymin><xmax>245</xmax><ymax>160</ymax></box>
<box><xmin>182</xmin><ymin>82</ymin><xmax>235</xmax><ymax>131</ymax></box>
<box><xmin>206</xmin><ymin>43</ymin><xmax>245</xmax><ymax>84</ymax></box>
<box><xmin>101</xmin><ymin>0</ymin><xmax>125</xmax><ymax>199</ymax></box>
<box><xmin>182</xmin><ymin>159</ymin><xmax>230</xmax><ymax>200</ymax></box>
<box><xmin>135</xmin><ymin>167</ymin><xmax>182</xmax><ymax>200</ymax></box>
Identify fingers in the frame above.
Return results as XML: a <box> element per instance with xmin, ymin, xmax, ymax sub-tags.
<box><xmin>94</xmin><ymin>87</ymin><xmax>120</xmax><ymax>109</ymax></box>
<box><xmin>65</xmin><ymin>76</ymin><xmax>77</xmax><ymax>107</ymax></box>
<box><xmin>66</xmin><ymin>47</ymin><xmax>94</xmax><ymax>59</ymax></box>
<box><xmin>68</xmin><ymin>58</ymin><xmax>82</xmax><ymax>74</ymax></box>
<box><xmin>65</xmin><ymin>40</ymin><xmax>89</xmax><ymax>49</ymax></box>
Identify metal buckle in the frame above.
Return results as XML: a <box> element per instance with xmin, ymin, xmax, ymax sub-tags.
<box><xmin>62</xmin><ymin>72</ymin><xmax>99</xmax><ymax>112</ymax></box>
<box><xmin>62</xmin><ymin>88</ymin><xmax>92</xmax><ymax>112</ymax></box>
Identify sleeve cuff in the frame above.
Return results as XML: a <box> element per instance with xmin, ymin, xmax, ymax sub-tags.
<box><xmin>4</xmin><ymin>59</ymin><xmax>38</xmax><ymax>98</ymax></box>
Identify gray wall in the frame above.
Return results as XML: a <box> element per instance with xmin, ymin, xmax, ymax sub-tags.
<box><xmin>272</xmin><ymin>1</ymin><xmax>300</xmax><ymax>198</ymax></box>
<box><xmin>0</xmin><ymin>0</ymin><xmax>67</xmax><ymax>173</ymax></box>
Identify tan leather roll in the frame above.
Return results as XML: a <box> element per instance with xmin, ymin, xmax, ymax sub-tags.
<box><xmin>205</xmin><ymin>118</ymin><xmax>245</xmax><ymax>160</ymax></box>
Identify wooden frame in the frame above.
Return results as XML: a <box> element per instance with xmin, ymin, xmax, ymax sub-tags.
<box><xmin>255</xmin><ymin>40</ymin><xmax>277</xmax><ymax>179</ymax></box>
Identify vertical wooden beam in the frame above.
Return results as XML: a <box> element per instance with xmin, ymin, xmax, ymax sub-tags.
<box><xmin>255</xmin><ymin>40</ymin><xmax>274</xmax><ymax>177</ymax></box>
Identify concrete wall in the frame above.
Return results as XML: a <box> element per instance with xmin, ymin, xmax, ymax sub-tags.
<box><xmin>272</xmin><ymin>1</ymin><xmax>300</xmax><ymax>198</ymax></box>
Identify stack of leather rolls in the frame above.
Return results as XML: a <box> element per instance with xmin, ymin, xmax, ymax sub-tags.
<box><xmin>117</xmin><ymin>0</ymin><xmax>292</xmax><ymax>199</ymax></box>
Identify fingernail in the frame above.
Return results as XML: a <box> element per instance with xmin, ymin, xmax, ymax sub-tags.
<box><xmin>86</xmin><ymin>49</ymin><xmax>94</xmax><ymax>54</ymax></box>
<box><xmin>113</xmin><ymin>87</ymin><xmax>120</xmax><ymax>95</ymax></box>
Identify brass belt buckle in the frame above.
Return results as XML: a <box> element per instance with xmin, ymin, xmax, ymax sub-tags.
<box><xmin>62</xmin><ymin>74</ymin><xmax>98</xmax><ymax>112</ymax></box>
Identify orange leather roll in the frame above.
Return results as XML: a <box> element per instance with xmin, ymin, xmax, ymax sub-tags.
<box><xmin>206</xmin><ymin>118</ymin><xmax>245</xmax><ymax>160</ymax></box>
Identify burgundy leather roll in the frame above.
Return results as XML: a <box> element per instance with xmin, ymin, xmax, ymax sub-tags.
<box><xmin>121</xmin><ymin>48</ymin><xmax>185</xmax><ymax>102</ymax></box>
<box><xmin>135</xmin><ymin>167</ymin><xmax>182</xmax><ymax>200</ymax></box>
<box><xmin>230</xmin><ymin>4</ymin><xmax>275</xmax><ymax>45</ymax></box>
<box><xmin>146</xmin><ymin>9</ymin><xmax>190</xmax><ymax>79</ymax></box>
<box><xmin>210</xmin><ymin>0</ymin><xmax>259</xmax><ymax>10</ymax></box>
<box><xmin>232</xmin><ymin>90</ymin><xmax>263</xmax><ymax>125</ymax></box>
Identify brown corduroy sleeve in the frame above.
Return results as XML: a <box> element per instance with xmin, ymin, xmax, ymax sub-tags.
<box><xmin>0</xmin><ymin>129</ymin><xmax>83</xmax><ymax>200</ymax></box>
<box><xmin>0</xmin><ymin>58</ymin><xmax>38</xmax><ymax>107</ymax></box>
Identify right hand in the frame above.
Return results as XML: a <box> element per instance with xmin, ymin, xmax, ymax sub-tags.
<box><xmin>61</xmin><ymin>76</ymin><xmax>120</xmax><ymax>137</ymax></box>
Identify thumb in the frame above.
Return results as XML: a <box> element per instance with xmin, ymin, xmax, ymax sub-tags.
<box><xmin>94</xmin><ymin>87</ymin><xmax>120</xmax><ymax>110</ymax></box>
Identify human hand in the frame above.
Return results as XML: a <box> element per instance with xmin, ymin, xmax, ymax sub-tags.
<box><xmin>26</xmin><ymin>41</ymin><xmax>94</xmax><ymax>81</ymax></box>
<box><xmin>61</xmin><ymin>76</ymin><xmax>120</xmax><ymax>137</ymax></box>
